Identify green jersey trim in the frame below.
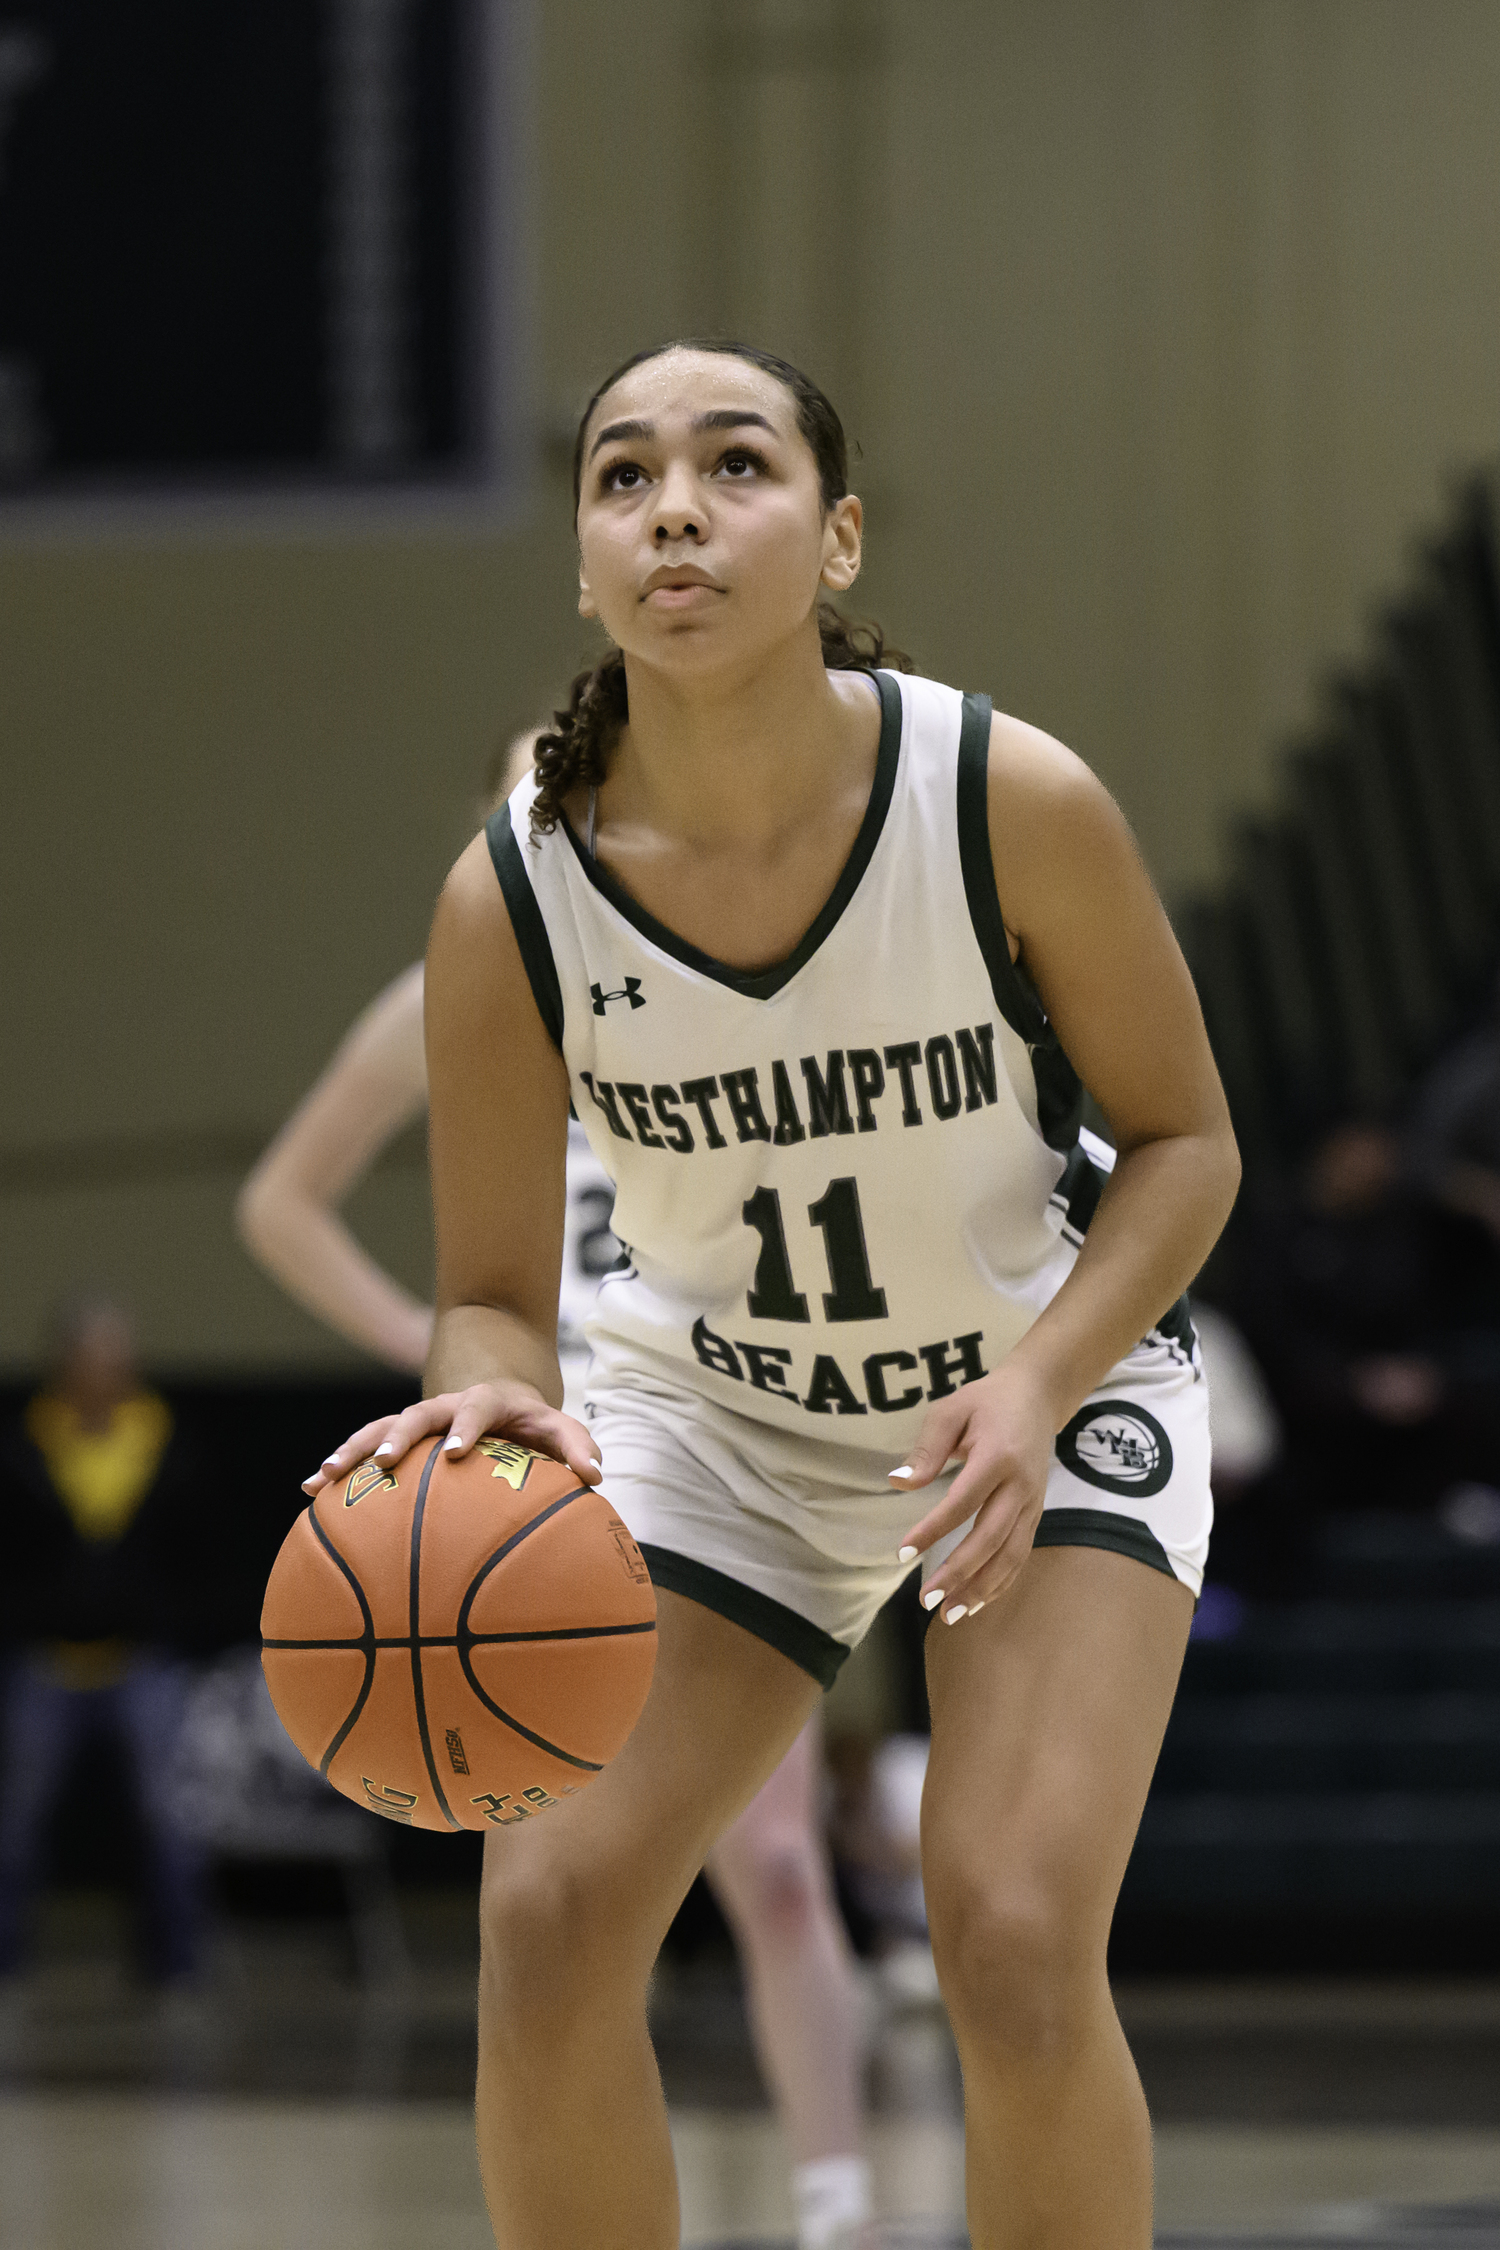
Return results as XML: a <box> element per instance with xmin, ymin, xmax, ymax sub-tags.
<box><xmin>1150</xmin><ymin>1292</ymin><xmax>1198</xmax><ymax>1355</ymax></box>
<box><xmin>487</xmin><ymin>803</ymin><xmax>565</xmax><ymax>1053</ymax></box>
<box><xmin>555</xmin><ymin>670</ymin><xmax>904</xmax><ymax>1002</ymax></box>
<box><xmin>637</xmin><ymin>1543</ymin><xmax>848</xmax><ymax>1687</ymax></box>
<box><xmin>955</xmin><ymin>693</ymin><xmax>1084</xmax><ymax>1156</ymax></box>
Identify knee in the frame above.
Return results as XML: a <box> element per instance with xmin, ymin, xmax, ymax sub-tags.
<box><xmin>478</xmin><ymin>1840</ymin><xmax>656</xmax><ymax>2043</ymax></box>
<box><xmin>715</xmin><ymin>1831</ymin><xmax>830</xmax><ymax>1954</ymax></box>
<box><xmin>925</xmin><ymin>1862</ymin><xmax>1097</xmax><ymax>2070</ymax></box>
<box><xmin>480</xmin><ymin>1851</ymin><xmax>598</xmax><ymax>2024</ymax></box>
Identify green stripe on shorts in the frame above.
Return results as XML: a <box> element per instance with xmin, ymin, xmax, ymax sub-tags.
<box><xmin>1033</xmin><ymin>1507</ymin><xmax>1176</xmax><ymax>1578</ymax></box>
<box><xmin>638</xmin><ymin>1545</ymin><xmax>849</xmax><ymax>1688</ymax></box>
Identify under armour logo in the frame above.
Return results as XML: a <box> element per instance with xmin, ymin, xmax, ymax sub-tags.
<box><xmin>591</xmin><ymin>978</ymin><xmax>646</xmax><ymax>1015</ymax></box>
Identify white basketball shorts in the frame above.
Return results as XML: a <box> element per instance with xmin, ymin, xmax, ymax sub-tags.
<box><xmin>583</xmin><ymin>1331</ymin><xmax>1212</xmax><ymax>1687</ymax></box>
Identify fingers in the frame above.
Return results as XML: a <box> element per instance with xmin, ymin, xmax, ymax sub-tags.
<box><xmin>301</xmin><ymin>1411</ymin><xmax>416</xmax><ymax>1495</ymax></box>
<box><xmin>923</xmin><ymin>1495</ymin><xmax>1041</xmax><ymax>1622</ymax></box>
<box><xmin>887</xmin><ymin>1400</ymin><xmax>971</xmax><ymax>1554</ymax></box>
<box><xmin>891</xmin><ymin>1371</ymin><xmax>1056</xmax><ymax>1618</ymax></box>
<box><xmin>302</xmin><ymin>1393</ymin><xmax>478</xmax><ymax>1494</ymax></box>
<box><xmin>894</xmin><ymin>1435</ymin><xmax>1012</xmax><ymax>1561</ymax></box>
<box><xmin>303</xmin><ymin>1386</ymin><xmax>605</xmax><ymax>1496</ymax></box>
<box><xmin>478</xmin><ymin>1399</ymin><xmax>603</xmax><ymax>1485</ymax></box>
<box><xmin>887</xmin><ymin>1398</ymin><xmax>968</xmax><ymax>1494</ymax></box>
<box><xmin>439</xmin><ymin>1394</ymin><xmax>602</xmax><ymax>1484</ymax></box>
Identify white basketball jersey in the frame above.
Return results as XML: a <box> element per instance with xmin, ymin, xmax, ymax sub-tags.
<box><xmin>490</xmin><ymin>670</ymin><xmax>1189</xmax><ymax>1463</ymax></box>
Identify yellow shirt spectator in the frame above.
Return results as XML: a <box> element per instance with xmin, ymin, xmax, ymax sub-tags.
<box><xmin>24</xmin><ymin>1391</ymin><xmax>173</xmax><ymax>1544</ymax></box>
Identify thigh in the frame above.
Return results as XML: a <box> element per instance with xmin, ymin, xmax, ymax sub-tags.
<box><xmin>481</xmin><ymin>1589</ymin><xmax>823</xmax><ymax>1956</ymax></box>
<box><xmin>922</xmin><ymin>1546</ymin><xmax>1191</xmax><ymax>1936</ymax></box>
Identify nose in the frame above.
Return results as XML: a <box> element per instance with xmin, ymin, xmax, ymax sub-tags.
<box><xmin>649</xmin><ymin>456</ymin><xmax>703</xmax><ymax>545</ymax></box>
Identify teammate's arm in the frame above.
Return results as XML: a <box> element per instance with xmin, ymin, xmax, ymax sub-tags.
<box><xmin>897</xmin><ymin>716</ymin><xmax>1240</xmax><ymax>1613</ymax></box>
<box><xmin>236</xmin><ymin>964</ymin><xmax>434</xmax><ymax>1372</ymax></box>
<box><xmin>302</xmin><ymin>836</ymin><xmax>599</xmax><ymax>1496</ymax></box>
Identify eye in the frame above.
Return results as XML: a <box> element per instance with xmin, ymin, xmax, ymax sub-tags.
<box><xmin>715</xmin><ymin>447</ymin><xmax>769</xmax><ymax>480</ymax></box>
<box><xmin>599</xmin><ymin>458</ymin><xmax>647</xmax><ymax>493</ymax></box>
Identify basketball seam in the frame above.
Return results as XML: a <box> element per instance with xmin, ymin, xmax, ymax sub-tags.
<box><xmin>458</xmin><ymin>1668</ymin><xmax>605</xmax><ymax>1774</ymax></box>
<box><xmin>451</xmin><ymin>1484</ymin><xmax>613</xmax><ymax>1772</ymax></box>
<box><xmin>409</xmin><ymin>1440</ymin><xmax>463</xmax><ymax>1831</ymax></box>
<box><xmin>263</xmin><ymin>1621</ymin><xmax>658</xmax><ymax>1650</ymax></box>
<box><xmin>303</xmin><ymin>1505</ymin><xmax>377</xmax><ymax>1779</ymax></box>
<box><xmin>461</xmin><ymin>1486</ymin><xmax>591</xmax><ymax>1596</ymax></box>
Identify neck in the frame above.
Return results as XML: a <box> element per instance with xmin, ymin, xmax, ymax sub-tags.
<box><xmin>65</xmin><ymin>1393</ymin><xmax>126</xmax><ymax>1435</ymax></box>
<box><xmin>608</xmin><ymin>623</ymin><xmax>871</xmax><ymax>851</ymax></box>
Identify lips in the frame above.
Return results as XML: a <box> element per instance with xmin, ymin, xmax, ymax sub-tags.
<box><xmin>642</xmin><ymin>564</ymin><xmax>723</xmax><ymax>599</ymax></box>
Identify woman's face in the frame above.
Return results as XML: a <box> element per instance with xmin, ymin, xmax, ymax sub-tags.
<box><xmin>574</xmin><ymin>349</ymin><xmax>861</xmax><ymax>679</ymax></box>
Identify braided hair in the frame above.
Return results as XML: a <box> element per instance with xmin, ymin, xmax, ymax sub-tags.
<box><xmin>529</xmin><ymin>339</ymin><xmax>912</xmax><ymax>837</ymax></box>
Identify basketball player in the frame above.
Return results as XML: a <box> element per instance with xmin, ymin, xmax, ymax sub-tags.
<box><xmin>238</xmin><ymin>745</ymin><xmax>877</xmax><ymax>2250</ymax></box>
<box><xmin>305</xmin><ymin>341</ymin><xmax>1241</xmax><ymax>2248</ymax></box>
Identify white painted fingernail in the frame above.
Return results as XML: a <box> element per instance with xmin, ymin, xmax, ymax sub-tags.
<box><xmin>897</xmin><ymin>1544</ymin><xmax>919</xmax><ymax>1563</ymax></box>
<box><xmin>922</xmin><ymin>1587</ymin><xmax>945</xmax><ymax>1611</ymax></box>
<box><xmin>373</xmin><ymin>1444</ymin><xmax>393</xmax><ymax>1460</ymax></box>
<box><xmin>443</xmin><ymin>1435</ymin><xmax>463</xmax><ymax>1450</ymax></box>
<box><xmin>889</xmin><ymin>1465</ymin><xmax>915</xmax><ymax>1480</ymax></box>
<box><xmin>944</xmin><ymin>1605</ymin><xmax>968</xmax><ymax>1625</ymax></box>
<box><xmin>968</xmin><ymin>1600</ymin><xmax>986</xmax><ymax>1616</ymax></box>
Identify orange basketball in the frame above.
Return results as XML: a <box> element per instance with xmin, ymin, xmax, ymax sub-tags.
<box><xmin>260</xmin><ymin>1438</ymin><xmax>657</xmax><ymax>1833</ymax></box>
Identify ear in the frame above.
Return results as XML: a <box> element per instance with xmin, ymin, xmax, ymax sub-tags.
<box><xmin>819</xmin><ymin>494</ymin><xmax>863</xmax><ymax>594</ymax></box>
<box><xmin>577</xmin><ymin>562</ymin><xmax>598</xmax><ymax>621</ymax></box>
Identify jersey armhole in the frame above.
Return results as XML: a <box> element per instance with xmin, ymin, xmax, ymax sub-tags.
<box><xmin>485</xmin><ymin>804</ymin><xmax>565</xmax><ymax>1054</ymax></box>
<box><xmin>954</xmin><ymin>691</ymin><xmax>1045</xmax><ymax>1044</ymax></box>
<box><xmin>955</xmin><ymin>691</ymin><xmax>1086</xmax><ymax>1157</ymax></box>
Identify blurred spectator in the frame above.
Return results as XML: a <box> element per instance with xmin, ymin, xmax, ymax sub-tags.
<box><xmin>0</xmin><ymin>1298</ymin><xmax>211</xmax><ymax>1984</ymax></box>
<box><xmin>1223</xmin><ymin>1122</ymin><xmax>1500</xmax><ymax>1578</ymax></box>
<box><xmin>1180</xmin><ymin>1300</ymin><xmax>1280</xmax><ymax>1635</ymax></box>
<box><xmin>1410</xmin><ymin>972</ymin><xmax>1500</xmax><ymax>1250</ymax></box>
<box><xmin>827</xmin><ymin>1733</ymin><xmax>937</xmax><ymax>2005</ymax></box>
<box><xmin>1192</xmin><ymin>1299</ymin><xmax>1281</xmax><ymax>1501</ymax></box>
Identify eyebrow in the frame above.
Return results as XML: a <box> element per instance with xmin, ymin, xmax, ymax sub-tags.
<box><xmin>588</xmin><ymin>408</ymin><xmax>778</xmax><ymax>464</ymax></box>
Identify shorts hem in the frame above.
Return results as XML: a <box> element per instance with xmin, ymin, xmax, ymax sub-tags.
<box><xmin>1033</xmin><ymin>1506</ymin><xmax>1181</xmax><ymax>1582</ymax></box>
<box><xmin>637</xmin><ymin>1544</ymin><xmax>848</xmax><ymax>1689</ymax></box>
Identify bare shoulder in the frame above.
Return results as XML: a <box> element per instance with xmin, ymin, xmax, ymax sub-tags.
<box><xmin>427</xmin><ymin>830</ymin><xmax>559</xmax><ymax>1067</ymax></box>
<box><xmin>437</xmin><ymin>826</ymin><xmax>510</xmax><ymax>922</ymax></box>
<box><xmin>429</xmin><ymin>830</ymin><xmax>516</xmax><ymax>975</ymax></box>
<box><xmin>984</xmin><ymin>709</ymin><xmax>1144</xmax><ymax>937</ymax></box>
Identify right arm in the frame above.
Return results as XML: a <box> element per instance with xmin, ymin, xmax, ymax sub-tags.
<box><xmin>302</xmin><ymin>836</ymin><xmax>598</xmax><ymax>1495</ymax></box>
<box><xmin>236</xmin><ymin>963</ymin><xmax>434</xmax><ymax>1373</ymax></box>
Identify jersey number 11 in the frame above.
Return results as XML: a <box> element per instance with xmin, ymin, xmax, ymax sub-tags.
<box><xmin>742</xmin><ymin>1178</ymin><xmax>888</xmax><ymax>1324</ymax></box>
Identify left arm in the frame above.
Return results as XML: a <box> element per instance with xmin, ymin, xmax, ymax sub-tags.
<box><xmin>897</xmin><ymin>714</ymin><xmax>1241</xmax><ymax>1617</ymax></box>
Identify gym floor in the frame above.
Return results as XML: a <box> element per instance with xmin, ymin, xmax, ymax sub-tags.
<box><xmin>2</xmin><ymin>1895</ymin><xmax>1499</xmax><ymax>2248</ymax></box>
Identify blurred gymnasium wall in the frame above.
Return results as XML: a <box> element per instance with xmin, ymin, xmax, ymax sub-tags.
<box><xmin>5</xmin><ymin>0</ymin><xmax>1500</xmax><ymax>1369</ymax></box>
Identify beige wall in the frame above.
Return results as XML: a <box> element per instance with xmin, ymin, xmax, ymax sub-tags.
<box><xmin>4</xmin><ymin>0</ymin><xmax>1500</xmax><ymax>1370</ymax></box>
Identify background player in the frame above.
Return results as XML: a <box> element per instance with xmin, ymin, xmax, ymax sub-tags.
<box><xmin>306</xmin><ymin>340</ymin><xmax>1241</xmax><ymax>2248</ymax></box>
<box><xmin>237</xmin><ymin>737</ymin><xmax>878</xmax><ymax>2250</ymax></box>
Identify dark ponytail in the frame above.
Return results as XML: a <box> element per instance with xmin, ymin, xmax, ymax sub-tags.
<box><xmin>529</xmin><ymin>339</ymin><xmax>912</xmax><ymax>839</ymax></box>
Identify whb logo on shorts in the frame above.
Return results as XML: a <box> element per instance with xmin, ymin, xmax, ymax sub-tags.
<box><xmin>1056</xmin><ymin>1400</ymin><xmax>1173</xmax><ymax>1499</ymax></box>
